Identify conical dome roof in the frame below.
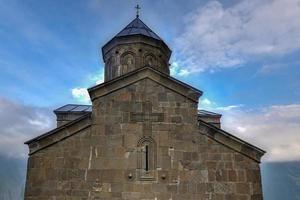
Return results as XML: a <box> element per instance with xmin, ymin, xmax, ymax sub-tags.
<box><xmin>115</xmin><ymin>17</ymin><xmax>162</xmax><ymax>41</ymax></box>
<box><xmin>102</xmin><ymin>17</ymin><xmax>171</xmax><ymax>61</ymax></box>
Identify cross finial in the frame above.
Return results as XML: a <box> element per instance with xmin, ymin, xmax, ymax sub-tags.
<box><xmin>135</xmin><ymin>4</ymin><xmax>141</xmax><ymax>18</ymax></box>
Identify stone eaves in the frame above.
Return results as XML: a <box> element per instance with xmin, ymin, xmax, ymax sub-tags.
<box><xmin>198</xmin><ymin>119</ymin><xmax>266</xmax><ymax>163</ymax></box>
<box><xmin>88</xmin><ymin>66</ymin><xmax>203</xmax><ymax>103</ymax></box>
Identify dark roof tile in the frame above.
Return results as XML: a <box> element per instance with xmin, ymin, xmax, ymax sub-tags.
<box><xmin>198</xmin><ymin>110</ymin><xmax>222</xmax><ymax>117</ymax></box>
<box><xmin>54</xmin><ymin>104</ymin><xmax>91</xmax><ymax>113</ymax></box>
<box><xmin>115</xmin><ymin>18</ymin><xmax>162</xmax><ymax>41</ymax></box>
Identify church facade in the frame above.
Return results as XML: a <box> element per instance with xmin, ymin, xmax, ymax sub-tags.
<box><xmin>24</xmin><ymin>16</ymin><xmax>265</xmax><ymax>200</ymax></box>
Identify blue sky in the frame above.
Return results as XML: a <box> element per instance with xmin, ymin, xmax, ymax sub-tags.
<box><xmin>0</xmin><ymin>0</ymin><xmax>300</xmax><ymax>161</ymax></box>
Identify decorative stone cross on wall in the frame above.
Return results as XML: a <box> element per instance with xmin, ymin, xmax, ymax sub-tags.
<box><xmin>130</xmin><ymin>101</ymin><xmax>164</xmax><ymax>135</ymax></box>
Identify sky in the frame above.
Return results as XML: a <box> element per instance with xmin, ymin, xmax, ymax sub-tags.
<box><xmin>0</xmin><ymin>0</ymin><xmax>300</xmax><ymax>162</ymax></box>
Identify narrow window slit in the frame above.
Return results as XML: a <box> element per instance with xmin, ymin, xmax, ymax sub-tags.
<box><xmin>145</xmin><ymin>145</ymin><xmax>149</xmax><ymax>171</ymax></box>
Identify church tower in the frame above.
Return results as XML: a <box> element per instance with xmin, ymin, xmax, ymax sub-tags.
<box><xmin>24</xmin><ymin>7</ymin><xmax>265</xmax><ymax>200</ymax></box>
<box><xmin>102</xmin><ymin>15</ymin><xmax>171</xmax><ymax>81</ymax></box>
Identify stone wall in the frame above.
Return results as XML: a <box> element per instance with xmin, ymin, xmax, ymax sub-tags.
<box><xmin>103</xmin><ymin>36</ymin><xmax>171</xmax><ymax>81</ymax></box>
<box><xmin>25</xmin><ymin>78</ymin><xmax>263</xmax><ymax>200</ymax></box>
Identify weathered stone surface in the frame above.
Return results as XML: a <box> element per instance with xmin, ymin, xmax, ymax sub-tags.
<box><xmin>24</xmin><ymin>78</ymin><xmax>264</xmax><ymax>200</ymax></box>
<box><xmin>24</xmin><ymin>17</ymin><xmax>264</xmax><ymax>200</ymax></box>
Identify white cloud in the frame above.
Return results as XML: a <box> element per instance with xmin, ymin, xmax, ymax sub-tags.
<box><xmin>177</xmin><ymin>69</ymin><xmax>191</xmax><ymax>77</ymax></box>
<box><xmin>216</xmin><ymin>104</ymin><xmax>300</xmax><ymax>162</ymax></box>
<box><xmin>202</xmin><ymin>98</ymin><xmax>212</xmax><ymax>106</ymax></box>
<box><xmin>216</xmin><ymin>104</ymin><xmax>244</xmax><ymax>111</ymax></box>
<box><xmin>96</xmin><ymin>79</ymin><xmax>104</xmax><ymax>85</ymax></box>
<box><xmin>0</xmin><ymin>97</ymin><xmax>55</xmax><ymax>158</ymax></box>
<box><xmin>237</xmin><ymin>126</ymin><xmax>247</xmax><ymax>133</ymax></box>
<box><xmin>199</xmin><ymin>98</ymin><xmax>224</xmax><ymax>111</ymax></box>
<box><xmin>71</xmin><ymin>69</ymin><xmax>104</xmax><ymax>104</ymax></box>
<box><xmin>170</xmin><ymin>62</ymin><xmax>191</xmax><ymax>77</ymax></box>
<box><xmin>71</xmin><ymin>88</ymin><xmax>91</xmax><ymax>104</ymax></box>
<box><xmin>88</xmin><ymin>69</ymin><xmax>104</xmax><ymax>85</ymax></box>
<box><xmin>199</xmin><ymin>98</ymin><xmax>214</xmax><ymax>109</ymax></box>
<box><xmin>174</xmin><ymin>0</ymin><xmax>300</xmax><ymax>73</ymax></box>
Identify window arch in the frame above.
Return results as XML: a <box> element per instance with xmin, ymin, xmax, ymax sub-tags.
<box><xmin>144</xmin><ymin>54</ymin><xmax>157</xmax><ymax>68</ymax></box>
<box><xmin>121</xmin><ymin>52</ymin><xmax>136</xmax><ymax>74</ymax></box>
<box><xmin>137</xmin><ymin>137</ymin><xmax>157</xmax><ymax>179</ymax></box>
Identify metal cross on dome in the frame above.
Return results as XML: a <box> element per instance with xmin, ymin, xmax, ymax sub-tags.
<box><xmin>135</xmin><ymin>4</ymin><xmax>141</xmax><ymax>18</ymax></box>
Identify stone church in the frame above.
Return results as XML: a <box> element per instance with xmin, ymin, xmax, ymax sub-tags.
<box><xmin>24</xmin><ymin>14</ymin><xmax>265</xmax><ymax>200</ymax></box>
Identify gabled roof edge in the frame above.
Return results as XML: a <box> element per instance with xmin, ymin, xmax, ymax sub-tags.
<box><xmin>198</xmin><ymin>119</ymin><xmax>266</xmax><ymax>163</ymax></box>
<box><xmin>24</xmin><ymin>113</ymin><xmax>91</xmax><ymax>145</ymax></box>
<box><xmin>88</xmin><ymin>66</ymin><xmax>203</xmax><ymax>101</ymax></box>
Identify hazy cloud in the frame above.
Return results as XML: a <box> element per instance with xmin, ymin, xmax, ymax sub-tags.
<box><xmin>258</xmin><ymin>60</ymin><xmax>300</xmax><ymax>75</ymax></box>
<box><xmin>216</xmin><ymin>104</ymin><xmax>300</xmax><ymax>161</ymax></box>
<box><xmin>0</xmin><ymin>97</ymin><xmax>55</xmax><ymax>158</ymax></box>
<box><xmin>174</xmin><ymin>0</ymin><xmax>300</xmax><ymax>74</ymax></box>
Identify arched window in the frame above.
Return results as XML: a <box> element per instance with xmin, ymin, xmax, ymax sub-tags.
<box><xmin>145</xmin><ymin>144</ymin><xmax>149</xmax><ymax>171</ymax></box>
<box><xmin>144</xmin><ymin>54</ymin><xmax>157</xmax><ymax>68</ymax></box>
<box><xmin>137</xmin><ymin>137</ymin><xmax>156</xmax><ymax>180</ymax></box>
<box><xmin>141</xmin><ymin>142</ymin><xmax>152</xmax><ymax>171</ymax></box>
<box><xmin>121</xmin><ymin>52</ymin><xmax>135</xmax><ymax>74</ymax></box>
